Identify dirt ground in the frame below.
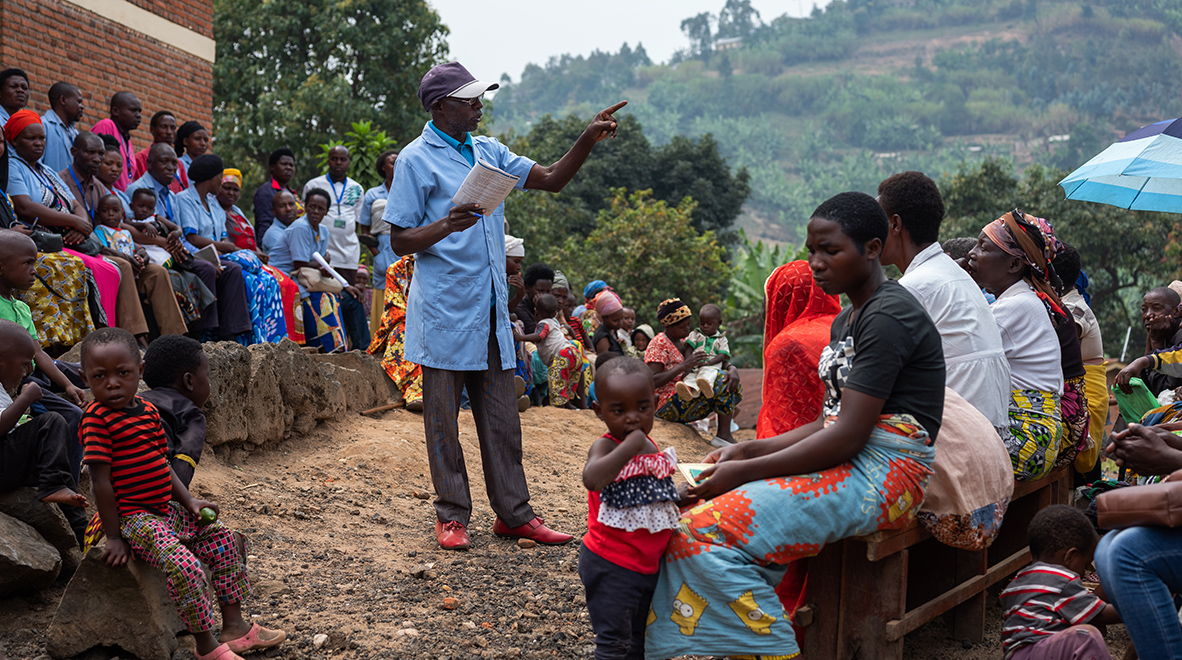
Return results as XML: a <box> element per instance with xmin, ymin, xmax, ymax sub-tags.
<box><xmin>0</xmin><ymin>406</ymin><xmax>1131</xmax><ymax>659</ymax></box>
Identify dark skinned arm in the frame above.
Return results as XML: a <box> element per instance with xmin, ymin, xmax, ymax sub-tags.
<box><xmin>689</xmin><ymin>389</ymin><xmax>885</xmax><ymax>500</ymax></box>
<box><xmin>1092</xmin><ymin>603</ymin><xmax>1122</xmax><ymax>626</ymax></box>
<box><xmin>9</xmin><ymin>194</ymin><xmax>92</xmax><ymax>235</ymax></box>
<box><xmin>0</xmin><ymin>383</ymin><xmax>40</xmax><ymax>436</ymax></box>
<box><xmin>513</xmin><ymin>329</ymin><xmax>544</xmax><ymax>344</ymax></box>
<box><xmin>32</xmin><ymin>347</ymin><xmax>85</xmax><ymax>405</ymax></box>
<box><xmin>583</xmin><ymin>430</ymin><xmax>653</xmax><ymax>491</ymax></box>
<box><xmin>648</xmin><ymin>352</ymin><xmax>708</xmax><ymax>389</ymax></box>
<box><xmin>169</xmin><ymin>466</ymin><xmax>216</xmax><ymax>519</ymax></box>
<box><xmin>1105</xmin><ymin>423</ymin><xmax>1182</xmax><ymax>475</ymax></box>
<box><xmin>523</xmin><ymin>101</ymin><xmax>627</xmax><ymax>193</ymax></box>
<box><xmin>595</xmin><ymin>336</ymin><xmax>613</xmax><ymax>354</ymax></box>
<box><xmin>90</xmin><ymin>462</ymin><xmax>132</xmax><ymax>567</ymax></box>
<box><xmin>389</xmin><ymin>203</ymin><xmax>484</xmax><ymax>257</ymax></box>
<box><xmin>507</xmin><ymin>273</ymin><xmax>525</xmax><ymax>312</ymax></box>
<box><xmin>185</xmin><ymin>233</ymin><xmax>239</xmax><ymax>255</ymax></box>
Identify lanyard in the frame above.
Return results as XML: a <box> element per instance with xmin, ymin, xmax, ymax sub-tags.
<box><xmin>330</xmin><ymin>178</ymin><xmax>347</xmax><ymax>212</ymax></box>
<box><xmin>15</xmin><ymin>156</ymin><xmax>63</xmax><ymax>211</ymax></box>
<box><xmin>67</xmin><ymin>166</ymin><xmax>93</xmax><ymax>218</ymax></box>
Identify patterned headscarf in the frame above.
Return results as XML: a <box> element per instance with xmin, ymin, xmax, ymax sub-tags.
<box><xmin>584</xmin><ymin>280</ymin><xmax>608</xmax><ymax>299</ymax></box>
<box><xmin>552</xmin><ymin>270</ymin><xmax>569</xmax><ymax>291</ymax></box>
<box><xmin>221</xmin><ymin>169</ymin><xmax>243</xmax><ymax>187</ymax></box>
<box><xmin>982</xmin><ymin>209</ymin><xmax>1065</xmax><ymax>319</ymax></box>
<box><xmin>657</xmin><ymin>298</ymin><xmax>691</xmax><ymax>327</ymax></box>
<box><xmin>595</xmin><ymin>291</ymin><xmax>623</xmax><ymax>317</ymax></box>
<box><xmin>764</xmin><ymin>261</ymin><xmax>842</xmax><ymax>342</ymax></box>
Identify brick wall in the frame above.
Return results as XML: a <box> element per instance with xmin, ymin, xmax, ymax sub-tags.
<box><xmin>0</xmin><ymin>0</ymin><xmax>213</xmax><ymax>151</ymax></box>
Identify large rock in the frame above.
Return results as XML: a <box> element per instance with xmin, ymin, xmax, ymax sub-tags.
<box><xmin>314</xmin><ymin>350</ymin><xmax>399</xmax><ymax>406</ymax></box>
<box><xmin>46</xmin><ymin>547</ymin><xmax>186</xmax><ymax>660</ymax></box>
<box><xmin>0</xmin><ymin>510</ymin><xmax>61</xmax><ymax>597</ymax></box>
<box><xmin>0</xmin><ymin>488</ymin><xmax>82</xmax><ymax>577</ymax></box>
<box><xmin>201</xmin><ymin>341</ymin><xmax>254</xmax><ymax>447</ymax></box>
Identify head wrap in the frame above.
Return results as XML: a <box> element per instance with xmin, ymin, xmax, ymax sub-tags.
<box><xmin>1076</xmin><ymin>271</ymin><xmax>1092</xmax><ymax>305</ymax></box>
<box><xmin>187</xmin><ymin>154</ymin><xmax>224</xmax><ymax>183</ymax></box>
<box><xmin>583</xmin><ymin>280</ymin><xmax>608</xmax><ymax>300</ymax></box>
<box><xmin>552</xmin><ymin>270</ymin><xmax>570</xmax><ymax>292</ymax></box>
<box><xmin>174</xmin><ymin>121</ymin><xmax>205</xmax><ymax>155</ymax></box>
<box><xmin>221</xmin><ymin>168</ymin><xmax>242</xmax><ymax>187</ymax></box>
<box><xmin>633</xmin><ymin>324</ymin><xmax>655</xmax><ymax>341</ymax></box>
<box><xmin>982</xmin><ymin>209</ymin><xmax>1065</xmax><ymax>319</ymax></box>
<box><xmin>504</xmin><ymin>234</ymin><xmax>524</xmax><ymax>258</ymax></box>
<box><xmin>595</xmin><ymin>291</ymin><xmax>623</xmax><ymax>317</ymax></box>
<box><xmin>657</xmin><ymin>298</ymin><xmax>691</xmax><ymax>327</ymax></box>
<box><xmin>764</xmin><ymin>261</ymin><xmax>842</xmax><ymax>341</ymax></box>
<box><xmin>4</xmin><ymin>109</ymin><xmax>40</xmax><ymax>144</ymax></box>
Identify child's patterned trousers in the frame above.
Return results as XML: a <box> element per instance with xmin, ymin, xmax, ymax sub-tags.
<box><xmin>121</xmin><ymin>503</ymin><xmax>250</xmax><ymax>632</ymax></box>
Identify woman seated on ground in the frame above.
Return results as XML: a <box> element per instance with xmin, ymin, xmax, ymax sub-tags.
<box><xmin>4</xmin><ymin>111</ymin><xmax>144</xmax><ymax>341</ymax></box>
<box><xmin>644</xmin><ymin>192</ymin><xmax>945</xmax><ymax>660</ymax></box>
<box><xmin>967</xmin><ymin>211</ymin><xmax>1072</xmax><ymax>481</ymax></box>
<box><xmin>645</xmin><ymin>297</ymin><xmax>742</xmax><ymax>447</ymax></box>
<box><xmin>1096</xmin><ymin>422</ymin><xmax>1182</xmax><ymax>660</ymax></box>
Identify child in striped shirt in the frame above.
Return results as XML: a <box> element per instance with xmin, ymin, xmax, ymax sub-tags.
<box><xmin>80</xmin><ymin>328</ymin><xmax>284</xmax><ymax>660</ymax></box>
<box><xmin>999</xmin><ymin>505</ymin><xmax>1121</xmax><ymax>660</ymax></box>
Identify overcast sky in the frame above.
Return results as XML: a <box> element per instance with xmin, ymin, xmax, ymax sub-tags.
<box><xmin>429</xmin><ymin>0</ymin><xmax>830</xmax><ymax>84</ymax></box>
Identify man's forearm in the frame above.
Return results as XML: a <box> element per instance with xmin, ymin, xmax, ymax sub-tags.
<box><xmin>390</xmin><ymin>220</ymin><xmax>452</xmax><ymax>257</ymax></box>
<box><xmin>525</xmin><ymin>131</ymin><xmax>599</xmax><ymax>193</ymax></box>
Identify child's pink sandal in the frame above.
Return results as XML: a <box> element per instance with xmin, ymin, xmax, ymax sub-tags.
<box><xmin>225</xmin><ymin>622</ymin><xmax>286</xmax><ymax>654</ymax></box>
<box><xmin>195</xmin><ymin>643</ymin><xmax>244</xmax><ymax>660</ymax></box>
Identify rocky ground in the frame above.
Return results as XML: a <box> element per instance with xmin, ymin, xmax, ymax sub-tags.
<box><xmin>0</xmin><ymin>406</ymin><xmax>1130</xmax><ymax>660</ymax></box>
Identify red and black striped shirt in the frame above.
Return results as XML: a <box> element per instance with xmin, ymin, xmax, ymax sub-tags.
<box><xmin>81</xmin><ymin>397</ymin><xmax>172</xmax><ymax>518</ymax></box>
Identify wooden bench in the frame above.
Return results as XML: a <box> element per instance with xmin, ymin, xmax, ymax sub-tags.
<box><xmin>798</xmin><ymin>464</ymin><xmax>1073</xmax><ymax>660</ymax></box>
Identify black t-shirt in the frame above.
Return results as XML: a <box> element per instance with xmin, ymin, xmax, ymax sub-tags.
<box><xmin>515</xmin><ymin>298</ymin><xmax>537</xmax><ymax>334</ymax></box>
<box><xmin>592</xmin><ymin>324</ymin><xmax>624</xmax><ymax>356</ymax></box>
<box><xmin>819</xmin><ymin>279</ymin><xmax>946</xmax><ymax>440</ymax></box>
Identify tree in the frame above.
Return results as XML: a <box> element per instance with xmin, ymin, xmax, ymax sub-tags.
<box><xmin>717</xmin><ymin>0</ymin><xmax>762</xmax><ymax>39</ymax></box>
<box><xmin>213</xmin><ymin>0</ymin><xmax>447</xmax><ymax>192</ymax></box>
<box><xmin>681</xmin><ymin>12</ymin><xmax>715</xmax><ymax>60</ymax></box>
<box><xmin>548</xmin><ymin>190</ymin><xmax>731</xmax><ymax>325</ymax></box>
<box><xmin>722</xmin><ymin>232</ymin><xmax>807</xmax><ymax>367</ymax></box>
<box><xmin>316</xmin><ymin>121</ymin><xmax>399</xmax><ymax>191</ymax></box>
<box><xmin>940</xmin><ymin>158</ymin><xmax>1178</xmax><ymax>357</ymax></box>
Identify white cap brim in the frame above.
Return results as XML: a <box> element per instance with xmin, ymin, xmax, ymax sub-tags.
<box><xmin>447</xmin><ymin>80</ymin><xmax>499</xmax><ymax>99</ymax></box>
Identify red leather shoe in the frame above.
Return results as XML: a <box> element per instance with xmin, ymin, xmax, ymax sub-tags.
<box><xmin>435</xmin><ymin>520</ymin><xmax>470</xmax><ymax>550</ymax></box>
<box><xmin>492</xmin><ymin>516</ymin><xmax>573</xmax><ymax>545</ymax></box>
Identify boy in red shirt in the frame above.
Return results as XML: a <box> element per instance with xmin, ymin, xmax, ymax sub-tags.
<box><xmin>80</xmin><ymin>328</ymin><xmax>283</xmax><ymax>660</ymax></box>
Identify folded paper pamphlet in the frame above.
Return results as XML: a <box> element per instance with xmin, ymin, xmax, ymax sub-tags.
<box><xmin>451</xmin><ymin>159</ymin><xmax>520</xmax><ymax>212</ymax></box>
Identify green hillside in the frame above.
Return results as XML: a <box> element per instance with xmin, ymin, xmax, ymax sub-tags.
<box><xmin>490</xmin><ymin>0</ymin><xmax>1182</xmax><ymax>244</ymax></box>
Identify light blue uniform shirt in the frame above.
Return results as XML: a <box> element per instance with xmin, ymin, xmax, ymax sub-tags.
<box><xmin>40</xmin><ymin>109</ymin><xmax>78</xmax><ymax>174</ymax></box>
<box><xmin>384</xmin><ymin>122</ymin><xmax>535</xmax><ymax>371</ymax></box>
<box><xmin>359</xmin><ymin>182</ymin><xmax>396</xmax><ymax>289</ymax></box>
<box><xmin>5</xmin><ymin>153</ymin><xmax>76</xmax><ymax>208</ymax></box>
<box><xmin>126</xmin><ymin>173</ymin><xmax>179</xmax><ymax>224</ymax></box>
<box><xmin>282</xmin><ymin>217</ymin><xmax>329</xmax><ymax>298</ymax></box>
<box><xmin>262</xmin><ymin>220</ymin><xmax>291</xmax><ymax>266</ymax></box>
<box><xmin>175</xmin><ymin>185</ymin><xmax>227</xmax><ymax>254</ymax></box>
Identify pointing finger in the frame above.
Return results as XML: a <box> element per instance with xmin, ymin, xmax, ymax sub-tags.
<box><xmin>602</xmin><ymin>100</ymin><xmax>628</xmax><ymax>115</ymax></box>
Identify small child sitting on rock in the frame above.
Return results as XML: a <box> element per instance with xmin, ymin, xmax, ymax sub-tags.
<box><xmin>0</xmin><ymin>319</ymin><xmax>87</xmax><ymax>514</ymax></box>
<box><xmin>79</xmin><ymin>328</ymin><xmax>284</xmax><ymax>660</ymax></box>
<box><xmin>675</xmin><ymin>303</ymin><xmax>730</xmax><ymax>401</ymax></box>
<box><xmin>140</xmin><ymin>335</ymin><xmax>211</xmax><ymax>488</ymax></box>
<box><xmin>581</xmin><ymin>356</ymin><xmax>681</xmax><ymax>659</ymax></box>
<box><xmin>999</xmin><ymin>505</ymin><xmax>1121</xmax><ymax>660</ymax></box>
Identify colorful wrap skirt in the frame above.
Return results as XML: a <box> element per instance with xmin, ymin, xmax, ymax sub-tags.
<box><xmin>302</xmin><ymin>292</ymin><xmax>346</xmax><ymax>352</ymax></box>
<box><xmin>16</xmin><ymin>251</ymin><xmax>96</xmax><ymax>348</ymax></box>
<box><xmin>656</xmin><ymin>371</ymin><xmax>742</xmax><ymax>425</ymax></box>
<box><xmin>1056</xmin><ymin>375</ymin><xmax>1089</xmax><ymax>470</ymax></box>
<box><xmin>367</xmin><ymin>257</ymin><xmax>421</xmax><ymax>403</ymax></box>
<box><xmin>548</xmin><ymin>343</ymin><xmax>591</xmax><ymax>407</ymax></box>
<box><xmin>220</xmin><ymin>250</ymin><xmax>286</xmax><ymax>345</ymax></box>
<box><xmin>1004</xmin><ymin>389</ymin><xmax>1064</xmax><ymax>481</ymax></box>
<box><xmin>1076</xmin><ymin>363</ymin><xmax>1108</xmax><ymax>473</ymax></box>
<box><xmin>644</xmin><ymin>415</ymin><xmax>935</xmax><ymax>660</ymax></box>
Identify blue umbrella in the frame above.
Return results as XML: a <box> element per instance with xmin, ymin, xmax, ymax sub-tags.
<box><xmin>1059</xmin><ymin>117</ymin><xmax>1182</xmax><ymax>212</ymax></box>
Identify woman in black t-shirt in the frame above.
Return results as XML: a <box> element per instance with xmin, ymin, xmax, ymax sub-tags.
<box><xmin>644</xmin><ymin>192</ymin><xmax>946</xmax><ymax>660</ymax></box>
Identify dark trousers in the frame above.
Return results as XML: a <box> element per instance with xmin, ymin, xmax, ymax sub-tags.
<box><xmin>187</xmin><ymin>259</ymin><xmax>252</xmax><ymax>338</ymax></box>
<box><xmin>338</xmin><ymin>291</ymin><xmax>371</xmax><ymax>351</ymax></box>
<box><xmin>579</xmin><ymin>544</ymin><xmax>659</xmax><ymax>660</ymax></box>
<box><xmin>24</xmin><ymin>370</ymin><xmax>83</xmax><ymax>485</ymax></box>
<box><xmin>421</xmin><ymin>320</ymin><xmax>533</xmax><ymax>527</ymax></box>
<box><xmin>0</xmin><ymin>412</ymin><xmax>87</xmax><ymax>540</ymax></box>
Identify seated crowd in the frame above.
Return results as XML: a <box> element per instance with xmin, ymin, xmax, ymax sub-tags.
<box><xmin>0</xmin><ymin>69</ymin><xmax>371</xmax><ymax>357</ymax></box>
<box><xmin>4</xmin><ymin>63</ymin><xmax>1182</xmax><ymax>660</ymax></box>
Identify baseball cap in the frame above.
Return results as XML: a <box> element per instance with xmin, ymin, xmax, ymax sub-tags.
<box><xmin>418</xmin><ymin>62</ymin><xmax>499</xmax><ymax>111</ymax></box>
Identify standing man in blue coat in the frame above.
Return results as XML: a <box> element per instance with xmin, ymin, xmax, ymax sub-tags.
<box><xmin>386</xmin><ymin>62</ymin><xmax>625</xmax><ymax>550</ymax></box>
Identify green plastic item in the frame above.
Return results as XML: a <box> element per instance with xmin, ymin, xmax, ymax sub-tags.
<box><xmin>1112</xmin><ymin>377</ymin><xmax>1160</xmax><ymax>425</ymax></box>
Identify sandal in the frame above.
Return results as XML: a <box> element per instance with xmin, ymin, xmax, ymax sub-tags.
<box><xmin>196</xmin><ymin>643</ymin><xmax>244</xmax><ymax>660</ymax></box>
<box><xmin>225</xmin><ymin>622</ymin><xmax>286</xmax><ymax>654</ymax></box>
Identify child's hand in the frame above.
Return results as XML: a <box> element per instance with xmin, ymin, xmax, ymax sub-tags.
<box><xmin>101</xmin><ymin>537</ymin><xmax>132</xmax><ymax>567</ymax></box>
<box><xmin>64</xmin><ymin>384</ymin><xmax>86</xmax><ymax>406</ymax></box>
<box><xmin>137</xmin><ymin>222</ymin><xmax>159</xmax><ymax>238</ymax></box>
<box><xmin>676</xmin><ymin>482</ymin><xmax>700</xmax><ymax>508</ymax></box>
<box><xmin>186</xmin><ymin>498</ymin><xmax>219</xmax><ymax>521</ymax></box>
<box><xmin>17</xmin><ymin>381</ymin><xmax>43</xmax><ymax>403</ymax></box>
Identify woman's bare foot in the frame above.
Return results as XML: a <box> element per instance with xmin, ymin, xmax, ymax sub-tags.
<box><xmin>41</xmin><ymin>488</ymin><xmax>87</xmax><ymax>507</ymax></box>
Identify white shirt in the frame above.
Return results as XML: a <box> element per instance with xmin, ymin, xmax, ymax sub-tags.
<box><xmin>900</xmin><ymin>242</ymin><xmax>1011</xmax><ymax>427</ymax></box>
<box><xmin>990</xmin><ymin>280</ymin><xmax>1064</xmax><ymax>394</ymax></box>
<box><xmin>1062</xmin><ymin>291</ymin><xmax>1104</xmax><ymax>365</ymax></box>
<box><xmin>0</xmin><ymin>387</ymin><xmax>11</xmax><ymax>414</ymax></box>
<box><xmin>303</xmin><ymin>174</ymin><xmax>364</xmax><ymax>270</ymax></box>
